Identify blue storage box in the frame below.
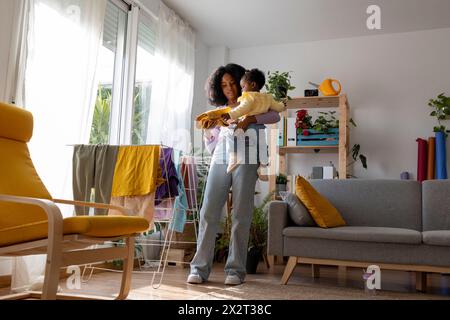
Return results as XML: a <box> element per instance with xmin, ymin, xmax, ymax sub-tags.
<box><xmin>297</xmin><ymin>128</ymin><xmax>339</xmax><ymax>146</ymax></box>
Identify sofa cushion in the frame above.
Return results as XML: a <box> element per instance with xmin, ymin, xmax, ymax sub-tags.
<box><xmin>295</xmin><ymin>177</ymin><xmax>346</xmax><ymax>228</ymax></box>
<box><xmin>422</xmin><ymin>180</ymin><xmax>450</xmax><ymax>231</ymax></box>
<box><xmin>422</xmin><ymin>231</ymin><xmax>450</xmax><ymax>247</ymax></box>
<box><xmin>310</xmin><ymin>180</ymin><xmax>422</xmax><ymax>231</ymax></box>
<box><xmin>283</xmin><ymin>193</ymin><xmax>316</xmax><ymax>226</ymax></box>
<box><xmin>283</xmin><ymin>226</ymin><xmax>422</xmax><ymax>244</ymax></box>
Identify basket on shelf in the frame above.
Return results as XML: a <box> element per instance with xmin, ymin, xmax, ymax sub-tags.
<box><xmin>297</xmin><ymin>128</ymin><xmax>339</xmax><ymax>147</ymax></box>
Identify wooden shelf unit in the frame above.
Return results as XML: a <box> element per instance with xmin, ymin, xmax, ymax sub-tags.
<box><xmin>268</xmin><ymin>94</ymin><xmax>350</xmax><ymax>192</ymax></box>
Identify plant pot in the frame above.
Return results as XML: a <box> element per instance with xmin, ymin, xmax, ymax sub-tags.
<box><xmin>246</xmin><ymin>247</ymin><xmax>263</xmax><ymax>274</ymax></box>
<box><xmin>214</xmin><ymin>247</ymin><xmax>228</xmax><ymax>263</ymax></box>
<box><xmin>275</xmin><ymin>184</ymin><xmax>287</xmax><ymax>196</ymax></box>
<box><xmin>435</xmin><ymin>131</ymin><xmax>448</xmax><ymax>179</ymax></box>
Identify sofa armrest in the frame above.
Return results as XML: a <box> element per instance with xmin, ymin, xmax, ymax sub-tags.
<box><xmin>267</xmin><ymin>201</ymin><xmax>289</xmax><ymax>256</ymax></box>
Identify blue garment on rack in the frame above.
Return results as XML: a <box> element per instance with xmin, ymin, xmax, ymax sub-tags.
<box><xmin>170</xmin><ymin>151</ymin><xmax>189</xmax><ymax>232</ymax></box>
<box><xmin>155</xmin><ymin>147</ymin><xmax>179</xmax><ymax>205</ymax></box>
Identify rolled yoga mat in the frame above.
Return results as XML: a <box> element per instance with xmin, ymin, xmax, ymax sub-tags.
<box><xmin>427</xmin><ymin>137</ymin><xmax>436</xmax><ymax>180</ymax></box>
<box><xmin>416</xmin><ymin>138</ymin><xmax>428</xmax><ymax>182</ymax></box>
<box><xmin>435</xmin><ymin>131</ymin><xmax>448</xmax><ymax>179</ymax></box>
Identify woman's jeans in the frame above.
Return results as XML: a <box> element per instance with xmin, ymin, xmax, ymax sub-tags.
<box><xmin>190</xmin><ymin>125</ymin><xmax>264</xmax><ymax>281</ymax></box>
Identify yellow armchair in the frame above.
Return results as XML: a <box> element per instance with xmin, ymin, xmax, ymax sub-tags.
<box><xmin>0</xmin><ymin>102</ymin><xmax>149</xmax><ymax>300</ymax></box>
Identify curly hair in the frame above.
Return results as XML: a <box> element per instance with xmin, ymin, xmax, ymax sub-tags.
<box><xmin>242</xmin><ymin>69</ymin><xmax>266</xmax><ymax>91</ymax></box>
<box><xmin>205</xmin><ymin>63</ymin><xmax>246</xmax><ymax>106</ymax></box>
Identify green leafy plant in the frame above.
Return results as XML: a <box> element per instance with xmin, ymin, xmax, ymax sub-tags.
<box><xmin>276</xmin><ymin>173</ymin><xmax>288</xmax><ymax>185</ymax></box>
<box><xmin>348</xmin><ymin>119</ymin><xmax>368</xmax><ymax>171</ymax></box>
<box><xmin>313</xmin><ymin>111</ymin><xmax>339</xmax><ymax>133</ymax></box>
<box><xmin>89</xmin><ymin>84</ymin><xmax>151</xmax><ymax>145</ymax></box>
<box><xmin>249</xmin><ymin>191</ymin><xmax>275</xmax><ymax>250</ymax></box>
<box><xmin>214</xmin><ymin>212</ymin><xmax>231</xmax><ymax>262</ymax></box>
<box><xmin>89</xmin><ymin>86</ymin><xmax>112</xmax><ymax>145</ymax></box>
<box><xmin>428</xmin><ymin>93</ymin><xmax>450</xmax><ymax>136</ymax></box>
<box><xmin>265</xmin><ymin>71</ymin><xmax>296</xmax><ymax>101</ymax></box>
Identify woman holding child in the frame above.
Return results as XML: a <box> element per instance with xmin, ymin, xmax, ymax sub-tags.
<box><xmin>188</xmin><ymin>63</ymin><xmax>282</xmax><ymax>285</ymax></box>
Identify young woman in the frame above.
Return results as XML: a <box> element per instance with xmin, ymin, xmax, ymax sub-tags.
<box><xmin>188</xmin><ymin>64</ymin><xmax>280</xmax><ymax>285</ymax></box>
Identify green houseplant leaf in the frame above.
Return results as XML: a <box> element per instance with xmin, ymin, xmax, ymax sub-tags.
<box><xmin>265</xmin><ymin>71</ymin><xmax>296</xmax><ymax>102</ymax></box>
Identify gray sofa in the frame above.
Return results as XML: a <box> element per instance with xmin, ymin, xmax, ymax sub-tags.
<box><xmin>267</xmin><ymin>179</ymin><xmax>450</xmax><ymax>291</ymax></box>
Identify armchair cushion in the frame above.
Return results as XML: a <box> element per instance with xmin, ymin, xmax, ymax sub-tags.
<box><xmin>0</xmin><ymin>215</ymin><xmax>149</xmax><ymax>247</ymax></box>
<box><xmin>0</xmin><ymin>102</ymin><xmax>33</xmax><ymax>142</ymax></box>
<box><xmin>0</xmin><ymin>104</ymin><xmax>52</xmax><ymax>229</ymax></box>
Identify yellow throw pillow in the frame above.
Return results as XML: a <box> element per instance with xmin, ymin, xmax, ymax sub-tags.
<box><xmin>295</xmin><ymin>176</ymin><xmax>346</xmax><ymax>228</ymax></box>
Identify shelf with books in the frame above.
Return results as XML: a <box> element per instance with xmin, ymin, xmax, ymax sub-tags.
<box><xmin>268</xmin><ymin>94</ymin><xmax>350</xmax><ymax>193</ymax></box>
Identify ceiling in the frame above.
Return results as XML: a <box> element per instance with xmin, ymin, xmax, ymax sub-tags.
<box><xmin>163</xmin><ymin>0</ymin><xmax>450</xmax><ymax>49</ymax></box>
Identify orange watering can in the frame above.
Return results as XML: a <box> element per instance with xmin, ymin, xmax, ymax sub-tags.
<box><xmin>309</xmin><ymin>79</ymin><xmax>342</xmax><ymax>96</ymax></box>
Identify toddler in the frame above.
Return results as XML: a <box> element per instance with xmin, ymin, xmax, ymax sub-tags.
<box><xmin>222</xmin><ymin>69</ymin><xmax>286</xmax><ymax>173</ymax></box>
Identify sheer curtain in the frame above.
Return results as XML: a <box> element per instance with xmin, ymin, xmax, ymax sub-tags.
<box><xmin>146</xmin><ymin>3</ymin><xmax>195</xmax><ymax>153</ymax></box>
<box><xmin>11</xmin><ymin>0</ymin><xmax>106</xmax><ymax>292</ymax></box>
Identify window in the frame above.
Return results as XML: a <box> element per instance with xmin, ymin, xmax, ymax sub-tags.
<box><xmin>132</xmin><ymin>16</ymin><xmax>157</xmax><ymax>145</ymax></box>
<box><xmin>89</xmin><ymin>0</ymin><xmax>158</xmax><ymax>146</ymax></box>
<box><xmin>89</xmin><ymin>0</ymin><xmax>128</xmax><ymax>145</ymax></box>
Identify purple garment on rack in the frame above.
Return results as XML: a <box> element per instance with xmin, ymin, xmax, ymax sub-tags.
<box><xmin>155</xmin><ymin>147</ymin><xmax>179</xmax><ymax>205</ymax></box>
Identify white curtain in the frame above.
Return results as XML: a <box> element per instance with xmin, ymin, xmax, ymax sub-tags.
<box><xmin>146</xmin><ymin>3</ymin><xmax>195</xmax><ymax>153</ymax></box>
<box><xmin>11</xmin><ymin>0</ymin><xmax>106</xmax><ymax>292</ymax></box>
<box><xmin>3</xmin><ymin>0</ymin><xmax>29</xmax><ymax>105</ymax></box>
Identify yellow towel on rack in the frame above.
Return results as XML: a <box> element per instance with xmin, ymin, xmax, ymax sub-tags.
<box><xmin>112</xmin><ymin>146</ymin><xmax>164</xmax><ymax>197</ymax></box>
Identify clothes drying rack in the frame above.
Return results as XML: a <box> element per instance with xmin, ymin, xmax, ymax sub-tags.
<box><xmin>76</xmin><ymin>144</ymin><xmax>210</xmax><ymax>290</ymax></box>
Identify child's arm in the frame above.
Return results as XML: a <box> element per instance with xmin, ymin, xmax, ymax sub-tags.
<box><xmin>228</xmin><ymin>95</ymin><xmax>255</xmax><ymax>120</ymax></box>
<box><xmin>270</xmin><ymin>97</ymin><xmax>287</xmax><ymax>112</ymax></box>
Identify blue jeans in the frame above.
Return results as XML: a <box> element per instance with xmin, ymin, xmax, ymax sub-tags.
<box><xmin>190</xmin><ymin>125</ymin><xmax>263</xmax><ymax>281</ymax></box>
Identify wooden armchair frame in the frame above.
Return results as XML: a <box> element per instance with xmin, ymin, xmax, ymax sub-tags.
<box><xmin>0</xmin><ymin>195</ymin><xmax>137</xmax><ymax>300</ymax></box>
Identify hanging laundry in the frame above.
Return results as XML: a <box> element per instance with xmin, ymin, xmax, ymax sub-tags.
<box><xmin>111</xmin><ymin>145</ymin><xmax>164</xmax><ymax>226</ymax></box>
<box><xmin>112</xmin><ymin>145</ymin><xmax>164</xmax><ymax>197</ymax></box>
<box><xmin>154</xmin><ymin>198</ymin><xmax>176</xmax><ymax>221</ymax></box>
<box><xmin>180</xmin><ymin>155</ymin><xmax>199</xmax><ymax>210</ymax></box>
<box><xmin>109</xmin><ymin>193</ymin><xmax>156</xmax><ymax>229</ymax></box>
<box><xmin>72</xmin><ymin>145</ymin><xmax>119</xmax><ymax>215</ymax></box>
<box><xmin>169</xmin><ymin>150</ymin><xmax>190</xmax><ymax>233</ymax></box>
<box><xmin>155</xmin><ymin>147</ymin><xmax>179</xmax><ymax>205</ymax></box>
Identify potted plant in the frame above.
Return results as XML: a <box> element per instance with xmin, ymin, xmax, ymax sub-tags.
<box><xmin>275</xmin><ymin>174</ymin><xmax>288</xmax><ymax>195</ymax></box>
<box><xmin>429</xmin><ymin>93</ymin><xmax>450</xmax><ymax>179</ymax></box>
<box><xmin>313</xmin><ymin>111</ymin><xmax>339</xmax><ymax>133</ymax></box>
<box><xmin>265</xmin><ymin>71</ymin><xmax>296</xmax><ymax>101</ymax></box>
<box><xmin>246</xmin><ymin>191</ymin><xmax>275</xmax><ymax>274</ymax></box>
<box><xmin>346</xmin><ymin>119</ymin><xmax>368</xmax><ymax>177</ymax></box>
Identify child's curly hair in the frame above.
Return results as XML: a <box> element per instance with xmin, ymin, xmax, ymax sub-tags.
<box><xmin>205</xmin><ymin>63</ymin><xmax>246</xmax><ymax>106</ymax></box>
<box><xmin>241</xmin><ymin>69</ymin><xmax>266</xmax><ymax>91</ymax></box>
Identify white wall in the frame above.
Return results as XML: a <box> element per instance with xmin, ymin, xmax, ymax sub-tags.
<box><xmin>228</xmin><ymin>28</ymin><xmax>450</xmax><ymax>183</ymax></box>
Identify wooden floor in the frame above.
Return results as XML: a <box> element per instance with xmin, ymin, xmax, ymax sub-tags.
<box><xmin>3</xmin><ymin>262</ymin><xmax>449</xmax><ymax>300</ymax></box>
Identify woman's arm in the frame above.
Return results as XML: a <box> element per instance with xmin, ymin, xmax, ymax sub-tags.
<box><xmin>255</xmin><ymin>110</ymin><xmax>281</xmax><ymax>124</ymax></box>
<box><xmin>235</xmin><ymin>110</ymin><xmax>281</xmax><ymax>131</ymax></box>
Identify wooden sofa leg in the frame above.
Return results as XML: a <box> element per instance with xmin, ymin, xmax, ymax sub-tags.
<box><xmin>281</xmin><ymin>257</ymin><xmax>298</xmax><ymax>285</ymax></box>
<box><xmin>312</xmin><ymin>264</ymin><xmax>320</xmax><ymax>278</ymax></box>
<box><xmin>116</xmin><ymin>237</ymin><xmax>135</xmax><ymax>300</ymax></box>
<box><xmin>416</xmin><ymin>272</ymin><xmax>427</xmax><ymax>292</ymax></box>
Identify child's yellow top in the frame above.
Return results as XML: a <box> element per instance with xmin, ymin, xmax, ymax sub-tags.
<box><xmin>228</xmin><ymin>92</ymin><xmax>285</xmax><ymax>121</ymax></box>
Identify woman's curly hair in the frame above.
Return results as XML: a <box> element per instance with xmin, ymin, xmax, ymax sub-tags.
<box><xmin>205</xmin><ymin>63</ymin><xmax>246</xmax><ymax>106</ymax></box>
